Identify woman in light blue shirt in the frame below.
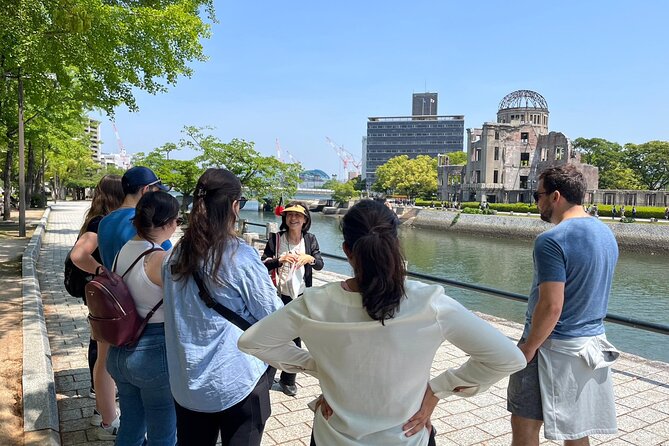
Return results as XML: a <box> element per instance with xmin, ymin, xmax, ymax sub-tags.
<box><xmin>162</xmin><ymin>168</ymin><xmax>283</xmax><ymax>446</ymax></box>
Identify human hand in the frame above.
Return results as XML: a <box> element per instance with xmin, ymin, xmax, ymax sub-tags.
<box><xmin>314</xmin><ymin>395</ymin><xmax>333</xmax><ymax>420</ymax></box>
<box><xmin>279</xmin><ymin>253</ymin><xmax>298</xmax><ymax>264</ymax></box>
<box><xmin>295</xmin><ymin>254</ymin><xmax>314</xmax><ymax>267</ymax></box>
<box><xmin>518</xmin><ymin>343</ymin><xmax>537</xmax><ymax>363</ymax></box>
<box><xmin>403</xmin><ymin>385</ymin><xmax>439</xmax><ymax>437</ymax></box>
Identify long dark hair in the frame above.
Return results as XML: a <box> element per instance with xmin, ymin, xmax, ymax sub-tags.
<box><xmin>172</xmin><ymin>168</ymin><xmax>241</xmax><ymax>284</ymax></box>
<box><xmin>341</xmin><ymin>200</ymin><xmax>406</xmax><ymax>324</ymax></box>
<box><xmin>133</xmin><ymin>191</ymin><xmax>179</xmax><ymax>243</ymax></box>
<box><xmin>78</xmin><ymin>174</ymin><xmax>124</xmax><ymax>237</ymax></box>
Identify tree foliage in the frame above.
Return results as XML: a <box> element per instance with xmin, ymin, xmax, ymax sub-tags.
<box><xmin>182</xmin><ymin>126</ymin><xmax>301</xmax><ymax>202</ymax></box>
<box><xmin>623</xmin><ymin>141</ymin><xmax>669</xmax><ymax>190</ymax></box>
<box><xmin>446</xmin><ymin>151</ymin><xmax>467</xmax><ymax>165</ymax></box>
<box><xmin>374</xmin><ymin>155</ymin><xmax>437</xmax><ymax>199</ymax></box>
<box><xmin>573</xmin><ymin>137</ymin><xmax>641</xmax><ymax>190</ymax></box>
<box><xmin>135</xmin><ymin>126</ymin><xmax>302</xmax><ymax>209</ymax></box>
<box><xmin>331</xmin><ymin>180</ymin><xmax>358</xmax><ymax>205</ymax></box>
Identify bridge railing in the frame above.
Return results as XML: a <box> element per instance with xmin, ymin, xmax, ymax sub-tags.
<box><xmin>241</xmin><ymin>221</ymin><xmax>669</xmax><ymax>337</ymax></box>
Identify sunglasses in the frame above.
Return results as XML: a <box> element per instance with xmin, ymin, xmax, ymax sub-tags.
<box><xmin>533</xmin><ymin>191</ymin><xmax>549</xmax><ymax>202</ymax></box>
<box><xmin>237</xmin><ymin>196</ymin><xmax>248</xmax><ymax>210</ymax></box>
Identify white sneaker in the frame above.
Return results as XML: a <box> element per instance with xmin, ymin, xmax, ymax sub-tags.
<box><xmin>90</xmin><ymin>409</ymin><xmax>119</xmax><ymax>427</ymax></box>
<box><xmin>89</xmin><ymin>408</ymin><xmax>102</xmax><ymax>426</ymax></box>
<box><xmin>97</xmin><ymin>416</ymin><xmax>120</xmax><ymax>440</ymax></box>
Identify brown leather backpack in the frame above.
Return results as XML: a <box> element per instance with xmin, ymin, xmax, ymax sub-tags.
<box><xmin>85</xmin><ymin>247</ymin><xmax>162</xmax><ymax>346</ymax></box>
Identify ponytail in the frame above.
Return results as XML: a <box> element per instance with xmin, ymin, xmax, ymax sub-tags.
<box><xmin>342</xmin><ymin>200</ymin><xmax>406</xmax><ymax>324</ymax></box>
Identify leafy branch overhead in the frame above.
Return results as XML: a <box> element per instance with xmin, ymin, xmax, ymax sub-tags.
<box><xmin>134</xmin><ymin>126</ymin><xmax>301</xmax><ymax>210</ymax></box>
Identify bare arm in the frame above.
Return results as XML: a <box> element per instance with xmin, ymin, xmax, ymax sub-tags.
<box><xmin>145</xmin><ymin>251</ymin><xmax>168</xmax><ymax>287</ymax></box>
<box><xmin>70</xmin><ymin>232</ymin><xmax>101</xmax><ymax>274</ymax></box>
<box><xmin>520</xmin><ymin>281</ymin><xmax>564</xmax><ymax>362</ymax></box>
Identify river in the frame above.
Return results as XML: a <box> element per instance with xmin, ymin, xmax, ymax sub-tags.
<box><xmin>240</xmin><ymin>206</ymin><xmax>669</xmax><ymax>363</ymax></box>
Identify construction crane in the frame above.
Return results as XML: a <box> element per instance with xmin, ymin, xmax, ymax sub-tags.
<box><xmin>111</xmin><ymin>121</ymin><xmax>131</xmax><ymax>169</ymax></box>
<box><xmin>284</xmin><ymin>149</ymin><xmax>301</xmax><ymax>166</ymax></box>
<box><xmin>275</xmin><ymin>138</ymin><xmax>282</xmax><ymax>162</ymax></box>
<box><xmin>326</xmin><ymin>137</ymin><xmax>361</xmax><ymax>179</ymax></box>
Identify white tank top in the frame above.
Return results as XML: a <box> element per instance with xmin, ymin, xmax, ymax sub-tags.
<box><xmin>114</xmin><ymin>239</ymin><xmax>165</xmax><ymax>323</ymax></box>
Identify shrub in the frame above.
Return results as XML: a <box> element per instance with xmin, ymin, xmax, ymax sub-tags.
<box><xmin>30</xmin><ymin>194</ymin><xmax>47</xmax><ymax>208</ymax></box>
<box><xmin>461</xmin><ymin>207</ymin><xmax>482</xmax><ymax>214</ymax></box>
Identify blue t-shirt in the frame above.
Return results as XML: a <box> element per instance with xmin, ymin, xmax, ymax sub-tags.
<box><xmin>523</xmin><ymin>217</ymin><xmax>618</xmax><ymax>339</ymax></box>
<box><xmin>98</xmin><ymin>207</ymin><xmax>172</xmax><ymax>269</ymax></box>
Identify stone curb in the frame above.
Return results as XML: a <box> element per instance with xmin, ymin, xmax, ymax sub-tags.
<box><xmin>22</xmin><ymin>206</ymin><xmax>61</xmax><ymax>446</ymax></box>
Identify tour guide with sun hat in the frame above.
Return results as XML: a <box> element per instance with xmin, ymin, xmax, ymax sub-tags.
<box><xmin>262</xmin><ymin>201</ymin><xmax>324</xmax><ymax>396</ymax></box>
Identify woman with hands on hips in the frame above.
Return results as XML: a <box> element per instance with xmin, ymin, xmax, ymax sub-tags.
<box><xmin>261</xmin><ymin>201</ymin><xmax>324</xmax><ymax>396</ymax></box>
<box><xmin>241</xmin><ymin>199</ymin><xmax>526</xmax><ymax>445</ymax></box>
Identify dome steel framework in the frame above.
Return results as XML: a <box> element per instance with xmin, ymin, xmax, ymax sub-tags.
<box><xmin>498</xmin><ymin>90</ymin><xmax>548</xmax><ymax>111</ymax></box>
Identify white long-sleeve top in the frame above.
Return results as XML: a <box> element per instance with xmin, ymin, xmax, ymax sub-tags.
<box><xmin>239</xmin><ymin>280</ymin><xmax>526</xmax><ymax>446</ymax></box>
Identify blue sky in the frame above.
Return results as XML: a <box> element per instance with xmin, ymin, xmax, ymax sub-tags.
<box><xmin>95</xmin><ymin>1</ymin><xmax>669</xmax><ymax>177</ymax></box>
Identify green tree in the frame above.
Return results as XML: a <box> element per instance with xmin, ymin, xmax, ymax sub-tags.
<box><xmin>133</xmin><ymin>143</ymin><xmax>202</xmax><ymax>212</ymax></box>
<box><xmin>446</xmin><ymin>151</ymin><xmax>467</xmax><ymax>165</ymax></box>
<box><xmin>573</xmin><ymin>137</ymin><xmax>640</xmax><ymax>190</ymax></box>
<box><xmin>623</xmin><ymin>141</ymin><xmax>669</xmax><ymax>190</ymax></box>
<box><xmin>331</xmin><ymin>180</ymin><xmax>357</xmax><ymax>205</ymax></box>
<box><xmin>321</xmin><ymin>179</ymin><xmax>339</xmax><ymax>190</ymax></box>
<box><xmin>375</xmin><ymin>155</ymin><xmax>437</xmax><ymax>198</ymax></box>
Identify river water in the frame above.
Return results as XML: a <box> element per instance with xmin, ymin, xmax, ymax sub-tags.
<box><xmin>240</xmin><ymin>207</ymin><xmax>669</xmax><ymax>363</ymax></box>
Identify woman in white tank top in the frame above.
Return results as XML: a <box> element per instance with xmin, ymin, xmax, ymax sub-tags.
<box><xmin>107</xmin><ymin>191</ymin><xmax>181</xmax><ymax>446</ymax></box>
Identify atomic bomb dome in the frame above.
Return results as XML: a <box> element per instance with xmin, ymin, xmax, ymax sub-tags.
<box><xmin>496</xmin><ymin>90</ymin><xmax>549</xmax><ymax>134</ymax></box>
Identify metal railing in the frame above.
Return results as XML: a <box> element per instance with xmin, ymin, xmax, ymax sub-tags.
<box><xmin>243</xmin><ymin>222</ymin><xmax>669</xmax><ymax>337</ymax></box>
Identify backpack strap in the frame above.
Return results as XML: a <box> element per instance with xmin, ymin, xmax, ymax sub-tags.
<box><xmin>192</xmin><ymin>270</ymin><xmax>252</xmax><ymax>331</ymax></box>
<box><xmin>120</xmin><ymin>246</ymin><xmax>163</xmax><ymax>278</ymax></box>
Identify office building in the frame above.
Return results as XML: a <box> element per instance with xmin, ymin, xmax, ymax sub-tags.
<box><xmin>365</xmin><ymin>92</ymin><xmax>464</xmax><ymax>185</ymax></box>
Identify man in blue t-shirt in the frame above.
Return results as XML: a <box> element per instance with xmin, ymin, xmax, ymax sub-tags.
<box><xmin>98</xmin><ymin>166</ymin><xmax>172</xmax><ymax>268</ymax></box>
<box><xmin>507</xmin><ymin>165</ymin><xmax>619</xmax><ymax>445</ymax></box>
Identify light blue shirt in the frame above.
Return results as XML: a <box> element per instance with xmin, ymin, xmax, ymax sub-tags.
<box><xmin>98</xmin><ymin>207</ymin><xmax>172</xmax><ymax>269</ymax></box>
<box><xmin>523</xmin><ymin>217</ymin><xmax>618</xmax><ymax>340</ymax></box>
<box><xmin>162</xmin><ymin>240</ymin><xmax>283</xmax><ymax>412</ymax></box>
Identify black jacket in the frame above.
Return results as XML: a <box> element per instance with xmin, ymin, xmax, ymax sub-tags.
<box><xmin>262</xmin><ymin>231</ymin><xmax>324</xmax><ymax>288</ymax></box>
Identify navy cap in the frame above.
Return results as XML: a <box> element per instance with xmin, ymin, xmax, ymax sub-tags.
<box><xmin>122</xmin><ymin>166</ymin><xmax>168</xmax><ymax>191</ymax></box>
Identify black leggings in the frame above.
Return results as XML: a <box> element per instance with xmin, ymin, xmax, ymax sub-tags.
<box><xmin>310</xmin><ymin>426</ymin><xmax>437</xmax><ymax>445</ymax></box>
<box><xmin>279</xmin><ymin>294</ymin><xmax>301</xmax><ymax>386</ymax></box>
<box><xmin>174</xmin><ymin>367</ymin><xmax>275</xmax><ymax>446</ymax></box>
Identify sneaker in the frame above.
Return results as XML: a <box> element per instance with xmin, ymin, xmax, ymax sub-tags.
<box><xmin>97</xmin><ymin>416</ymin><xmax>120</xmax><ymax>440</ymax></box>
<box><xmin>272</xmin><ymin>380</ymin><xmax>298</xmax><ymax>396</ymax></box>
<box><xmin>89</xmin><ymin>408</ymin><xmax>102</xmax><ymax>426</ymax></box>
<box><xmin>88</xmin><ymin>387</ymin><xmax>119</xmax><ymax>401</ymax></box>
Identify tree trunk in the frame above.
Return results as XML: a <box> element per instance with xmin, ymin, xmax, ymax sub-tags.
<box><xmin>27</xmin><ymin>140</ymin><xmax>34</xmax><ymax>206</ymax></box>
<box><xmin>3</xmin><ymin>141</ymin><xmax>12</xmax><ymax>220</ymax></box>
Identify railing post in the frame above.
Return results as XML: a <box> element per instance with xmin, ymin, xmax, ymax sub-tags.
<box><xmin>239</xmin><ymin>219</ymin><xmax>247</xmax><ymax>234</ymax></box>
<box><xmin>266</xmin><ymin>222</ymin><xmax>278</xmax><ymax>239</ymax></box>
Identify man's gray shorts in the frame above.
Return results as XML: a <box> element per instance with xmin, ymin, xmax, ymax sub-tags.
<box><xmin>507</xmin><ymin>350</ymin><xmax>543</xmax><ymax>420</ymax></box>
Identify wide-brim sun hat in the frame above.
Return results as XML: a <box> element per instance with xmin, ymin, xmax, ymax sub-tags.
<box><xmin>281</xmin><ymin>204</ymin><xmax>307</xmax><ymax>216</ymax></box>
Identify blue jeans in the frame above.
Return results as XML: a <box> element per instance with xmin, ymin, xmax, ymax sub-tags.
<box><xmin>107</xmin><ymin>323</ymin><xmax>176</xmax><ymax>446</ymax></box>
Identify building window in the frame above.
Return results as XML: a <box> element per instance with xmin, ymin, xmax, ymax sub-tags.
<box><xmin>521</xmin><ymin>132</ymin><xmax>529</xmax><ymax>143</ymax></box>
<box><xmin>646</xmin><ymin>194</ymin><xmax>656</xmax><ymax>207</ymax></box>
<box><xmin>555</xmin><ymin>147</ymin><xmax>564</xmax><ymax>160</ymax></box>
<box><xmin>494</xmin><ymin>146</ymin><xmax>499</xmax><ymax>161</ymax></box>
<box><xmin>494</xmin><ymin>131</ymin><xmax>499</xmax><ymax>140</ymax></box>
<box><xmin>520</xmin><ymin>176</ymin><xmax>528</xmax><ymax>189</ymax></box>
<box><xmin>473</xmin><ymin>148</ymin><xmax>481</xmax><ymax>162</ymax></box>
<box><xmin>493</xmin><ymin>170</ymin><xmax>499</xmax><ymax>183</ymax></box>
<box><xmin>520</xmin><ymin>152</ymin><xmax>530</xmax><ymax>167</ymax></box>
<box><xmin>540</xmin><ymin>147</ymin><xmax>547</xmax><ymax>161</ymax></box>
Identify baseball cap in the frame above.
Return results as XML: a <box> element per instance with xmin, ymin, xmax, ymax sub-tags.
<box><xmin>122</xmin><ymin>166</ymin><xmax>169</xmax><ymax>191</ymax></box>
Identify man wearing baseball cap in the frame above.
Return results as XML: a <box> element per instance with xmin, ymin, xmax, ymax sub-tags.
<box><xmin>98</xmin><ymin>166</ymin><xmax>172</xmax><ymax>268</ymax></box>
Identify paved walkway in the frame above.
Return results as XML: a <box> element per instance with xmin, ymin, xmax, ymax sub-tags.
<box><xmin>38</xmin><ymin>201</ymin><xmax>669</xmax><ymax>445</ymax></box>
